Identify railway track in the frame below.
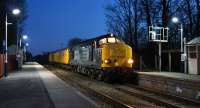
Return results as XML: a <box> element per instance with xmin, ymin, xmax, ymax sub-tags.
<box><xmin>52</xmin><ymin>69</ymin><xmax>134</xmax><ymax>108</ymax></box>
<box><xmin>127</xmin><ymin>84</ymin><xmax>200</xmax><ymax>104</ymax></box>
<box><xmin>45</xmin><ymin>65</ymin><xmax>166</xmax><ymax>108</ymax></box>
<box><xmin>46</xmin><ymin>65</ymin><xmax>199</xmax><ymax>108</ymax></box>
<box><xmin>114</xmin><ymin>84</ymin><xmax>199</xmax><ymax>108</ymax></box>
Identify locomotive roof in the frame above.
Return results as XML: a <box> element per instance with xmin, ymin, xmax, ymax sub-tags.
<box><xmin>78</xmin><ymin>33</ymin><xmax>117</xmax><ymax>45</ymax></box>
<box><xmin>49</xmin><ymin>47</ymin><xmax>68</xmax><ymax>54</ymax></box>
<box><xmin>49</xmin><ymin>33</ymin><xmax>120</xmax><ymax>53</ymax></box>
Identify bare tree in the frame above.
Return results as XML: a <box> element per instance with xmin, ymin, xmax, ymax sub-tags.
<box><xmin>161</xmin><ymin>0</ymin><xmax>170</xmax><ymax>27</ymax></box>
<box><xmin>141</xmin><ymin>0</ymin><xmax>152</xmax><ymax>27</ymax></box>
<box><xmin>185</xmin><ymin>0</ymin><xmax>194</xmax><ymax>38</ymax></box>
<box><xmin>0</xmin><ymin>0</ymin><xmax>27</xmax><ymax>53</ymax></box>
<box><xmin>105</xmin><ymin>0</ymin><xmax>141</xmax><ymax>51</ymax></box>
<box><xmin>194</xmin><ymin>0</ymin><xmax>200</xmax><ymax>36</ymax></box>
<box><xmin>68</xmin><ymin>37</ymin><xmax>82</xmax><ymax>49</ymax></box>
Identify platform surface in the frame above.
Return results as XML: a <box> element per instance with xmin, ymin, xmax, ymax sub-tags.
<box><xmin>138</xmin><ymin>71</ymin><xmax>200</xmax><ymax>82</ymax></box>
<box><xmin>0</xmin><ymin>62</ymin><xmax>97</xmax><ymax>108</ymax></box>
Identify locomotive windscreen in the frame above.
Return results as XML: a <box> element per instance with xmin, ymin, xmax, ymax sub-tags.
<box><xmin>110</xmin><ymin>47</ymin><xmax>126</xmax><ymax>58</ymax></box>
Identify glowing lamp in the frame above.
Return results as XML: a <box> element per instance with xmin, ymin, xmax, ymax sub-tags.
<box><xmin>128</xmin><ymin>59</ymin><xmax>134</xmax><ymax>64</ymax></box>
<box><xmin>12</xmin><ymin>9</ymin><xmax>21</xmax><ymax>15</ymax></box>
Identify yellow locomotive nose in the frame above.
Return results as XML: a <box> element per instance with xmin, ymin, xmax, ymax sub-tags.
<box><xmin>101</xmin><ymin>43</ymin><xmax>133</xmax><ymax>68</ymax></box>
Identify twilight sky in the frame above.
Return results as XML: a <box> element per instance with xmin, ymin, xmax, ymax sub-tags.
<box><xmin>25</xmin><ymin>0</ymin><xmax>113</xmax><ymax>55</ymax></box>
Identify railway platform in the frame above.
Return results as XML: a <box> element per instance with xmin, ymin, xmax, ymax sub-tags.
<box><xmin>137</xmin><ymin>71</ymin><xmax>200</xmax><ymax>103</ymax></box>
<box><xmin>0</xmin><ymin>62</ymin><xmax>97</xmax><ymax>108</ymax></box>
<box><xmin>138</xmin><ymin>72</ymin><xmax>200</xmax><ymax>82</ymax></box>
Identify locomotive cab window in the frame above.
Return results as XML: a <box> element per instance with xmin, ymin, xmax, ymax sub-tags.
<box><xmin>99</xmin><ymin>37</ymin><xmax>122</xmax><ymax>45</ymax></box>
<box><xmin>107</xmin><ymin>37</ymin><xmax>116</xmax><ymax>43</ymax></box>
<box><xmin>99</xmin><ymin>38</ymin><xmax>107</xmax><ymax>45</ymax></box>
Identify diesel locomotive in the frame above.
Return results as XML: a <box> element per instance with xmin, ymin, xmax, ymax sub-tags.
<box><xmin>49</xmin><ymin>34</ymin><xmax>136</xmax><ymax>81</ymax></box>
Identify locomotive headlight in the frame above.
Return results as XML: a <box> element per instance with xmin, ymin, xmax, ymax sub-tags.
<box><xmin>104</xmin><ymin>59</ymin><xmax>110</xmax><ymax>64</ymax></box>
<box><xmin>128</xmin><ymin>59</ymin><xmax>134</xmax><ymax>64</ymax></box>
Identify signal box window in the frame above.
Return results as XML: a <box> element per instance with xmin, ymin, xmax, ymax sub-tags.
<box><xmin>189</xmin><ymin>46</ymin><xmax>197</xmax><ymax>59</ymax></box>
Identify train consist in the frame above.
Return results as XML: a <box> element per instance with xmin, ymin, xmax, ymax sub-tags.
<box><xmin>49</xmin><ymin>34</ymin><xmax>136</xmax><ymax>82</ymax></box>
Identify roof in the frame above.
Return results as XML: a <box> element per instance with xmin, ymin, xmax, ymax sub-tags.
<box><xmin>79</xmin><ymin>33</ymin><xmax>116</xmax><ymax>45</ymax></box>
<box><xmin>187</xmin><ymin>37</ymin><xmax>200</xmax><ymax>45</ymax></box>
<box><xmin>49</xmin><ymin>33</ymin><xmax>116</xmax><ymax>54</ymax></box>
<box><xmin>49</xmin><ymin>47</ymin><xmax>68</xmax><ymax>54</ymax></box>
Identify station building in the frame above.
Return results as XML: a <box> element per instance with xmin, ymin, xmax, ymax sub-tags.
<box><xmin>187</xmin><ymin>37</ymin><xmax>200</xmax><ymax>75</ymax></box>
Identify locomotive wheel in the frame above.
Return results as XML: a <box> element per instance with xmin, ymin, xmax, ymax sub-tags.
<box><xmin>97</xmin><ymin>70</ymin><xmax>104</xmax><ymax>81</ymax></box>
<box><xmin>89</xmin><ymin>70</ymin><xmax>94</xmax><ymax>79</ymax></box>
<box><xmin>74</xmin><ymin>66</ymin><xmax>78</xmax><ymax>73</ymax></box>
<box><xmin>103</xmin><ymin>70</ymin><xmax>115</xmax><ymax>83</ymax></box>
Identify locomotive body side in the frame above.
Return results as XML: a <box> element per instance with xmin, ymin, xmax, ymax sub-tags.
<box><xmin>49</xmin><ymin>48</ymin><xmax>70</xmax><ymax>65</ymax></box>
<box><xmin>70</xmin><ymin>45</ymin><xmax>101</xmax><ymax>69</ymax></box>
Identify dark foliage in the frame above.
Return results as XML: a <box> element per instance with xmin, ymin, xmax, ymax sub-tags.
<box><xmin>105</xmin><ymin>0</ymin><xmax>200</xmax><ymax>71</ymax></box>
<box><xmin>0</xmin><ymin>0</ymin><xmax>27</xmax><ymax>53</ymax></box>
<box><xmin>67</xmin><ymin>37</ymin><xmax>82</xmax><ymax>49</ymax></box>
<box><xmin>34</xmin><ymin>53</ymin><xmax>49</xmax><ymax>65</ymax></box>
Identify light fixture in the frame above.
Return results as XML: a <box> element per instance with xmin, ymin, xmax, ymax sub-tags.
<box><xmin>104</xmin><ymin>59</ymin><xmax>110</xmax><ymax>64</ymax></box>
<box><xmin>25</xmin><ymin>43</ymin><xmax>29</xmax><ymax>46</ymax></box>
<box><xmin>128</xmin><ymin>59</ymin><xmax>134</xmax><ymax>64</ymax></box>
<box><xmin>172</xmin><ymin>17</ymin><xmax>179</xmax><ymax>23</ymax></box>
<box><xmin>23</xmin><ymin>35</ymin><xmax>28</xmax><ymax>40</ymax></box>
<box><xmin>12</xmin><ymin>9</ymin><xmax>21</xmax><ymax>15</ymax></box>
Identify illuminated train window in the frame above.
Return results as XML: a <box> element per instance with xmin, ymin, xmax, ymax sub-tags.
<box><xmin>99</xmin><ymin>37</ymin><xmax>122</xmax><ymax>45</ymax></box>
<box><xmin>108</xmin><ymin>37</ymin><xmax>116</xmax><ymax>43</ymax></box>
<box><xmin>99</xmin><ymin>38</ymin><xmax>107</xmax><ymax>44</ymax></box>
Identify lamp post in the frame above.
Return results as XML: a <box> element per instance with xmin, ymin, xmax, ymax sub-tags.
<box><xmin>13</xmin><ymin>9</ymin><xmax>22</xmax><ymax>70</ymax></box>
<box><xmin>172</xmin><ymin>17</ymin><xmax>186</xmax><ymax>73</ymax></box>
<box><xmin>24</xmin><ymin>43</ymin><xmax>29</xmax><ymax>62</ymax></box>
<box><xmin>20</xmin><ymin>35</ymin><xmax>28</xmax><ymax>48</ymax></box>
<box><xmin>22</xmin><ymin>35</ymin><xmax>28</xmax><ymax>62</ymax></box>
<box><xmin>12</xmin><ymin>9</ymin><xmax>21</xmax><ymax>52</ymax></box>
<box><xmin>4</xmin><ymin>8</ymin><xmax>21</xmax><ymax>77</ymax></box>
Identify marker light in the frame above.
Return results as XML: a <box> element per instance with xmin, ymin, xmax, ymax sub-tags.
<box><xmin>128</xmin><ymin>59</ymin><xmax>134</xmax><ymax>64</ymax></box>
<box><xmin>104</xmin><ymin>59</ymin><xmax>110</xmax><ymax>64</ymax></box>
<box><xmin>110</xmin><ymin>33</ymin><xmax>113</xmax><ymax>36</ymax></box>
